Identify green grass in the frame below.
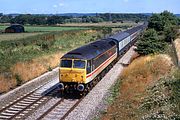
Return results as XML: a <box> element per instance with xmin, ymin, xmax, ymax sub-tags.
<box><xmin>0</xmin><ymin>25</ymin><xmax>7</xmax><ymax>31</ymax></box>
<box><xmin>0</xmin><ymin>25</ymin><xmax>89</xmax><ymax>42</ymax></box>
<box><xmin>24</xmin><ymin>26</ymin><xmax>88</xmax><ymax>32</ymax></box>
<box><xmin>60</xmin><ymin>21</ymin><xmax>138</xmax><ymax>27</ymax></box>
<box><xmin>106</xmin><ymin>80</ymin><xmax>121</xmax><ymax>104</ymax></box>
<box><xmin>0</xmin><ymin>25</ymin><xmax>88</xmax><ymax>32</ymax></box>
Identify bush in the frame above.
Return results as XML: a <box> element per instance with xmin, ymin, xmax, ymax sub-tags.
<box><xmin>135</xmin><ymin>29</ymin><xmax>167</xmax><ymax>55</ymax></box>
<box><xmin>164</xmin><ymin>25</ymin><xmax>178</xmax><ymax>42</ymax></box>
<box><xmin>47</xmin><ymin>66</ymin><xmax>52</xmax><ymax>71</ymax></box>
<box><xmin>102</xmin><ymin>27</ymin><xmax>112</xmax><ymax>37</ymax></box>
<box><xmin>15</xmin><ymin>74</ymin><xmax>22</xmax><ymax>86</ymax></box>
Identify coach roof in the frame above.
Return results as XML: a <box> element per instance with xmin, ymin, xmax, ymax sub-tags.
<box><xmin>109</xmin><ymin>31</ymin><xmax>129</xmax><ymax>42</ymax></box>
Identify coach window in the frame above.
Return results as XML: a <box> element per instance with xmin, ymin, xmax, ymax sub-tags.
<box><xmin>86</xmin><ymin>60</ymin><xmax>91</xmax><ymax>74</ymax></box>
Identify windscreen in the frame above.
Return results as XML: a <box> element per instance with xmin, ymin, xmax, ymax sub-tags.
<box><xmin>60</xmin><ymin>60</ymin><xmax>72</xmax><ymax>68</ymax></box>
<box><xmin>73</xmin><ymin>60</ymin><xmax>85</xmax><ymax>69</ymax></box>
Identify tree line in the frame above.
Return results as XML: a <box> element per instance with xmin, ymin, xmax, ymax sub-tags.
<box><xmin>136</xmin><ymin>10</ymin><xmax>180</xmax><ymax>55</ymax></box>
<box><xmin>0</xmin><ymin>13</ymin><xmax>149</xmax><ymax>25</ymax></box>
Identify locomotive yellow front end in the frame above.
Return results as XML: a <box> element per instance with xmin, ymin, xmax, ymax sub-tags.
<box><xmin>59</xmin><ymin>59</ymin><xmax>86</xmax><ymax>92</ymax></box>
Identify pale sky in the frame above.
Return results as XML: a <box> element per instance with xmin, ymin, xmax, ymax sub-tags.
<box><xmin>0</xmin><ymin>0</ymin><xmax>179</xmax><ymax>14</ymax></box>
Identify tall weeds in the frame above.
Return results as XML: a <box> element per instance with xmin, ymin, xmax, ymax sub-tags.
<box><xmin>103</xmin><ymin>54</ymin><xmax>174</xmax><ymax>120</ymax></box>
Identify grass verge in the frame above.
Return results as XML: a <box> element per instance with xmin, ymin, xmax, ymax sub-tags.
<box><xmin>101</xmin><ymin>54</ymin><xmax>177</xmax><ymax>120</ymax></box>
<box><xmin>106</xmin><ymin>80</ymin><xmax>121</xmax><ymax>105</ymax></box>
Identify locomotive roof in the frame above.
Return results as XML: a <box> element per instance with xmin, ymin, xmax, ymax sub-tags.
<box><xmin>61</xmin><ymin>38</ymin><xmax>116</xmax><ymax>60</ymax></box>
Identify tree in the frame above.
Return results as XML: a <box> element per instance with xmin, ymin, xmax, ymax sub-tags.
<box><xmin>178</xmin><ymin>18</ymin><xmax>180</xmax><ymax>25</ymax></box>
<box><xmin>164</xmin><ymin>25</ymin><xmax>178</xmax><ymax>42</ymax></box>
<box><xmin>160</xmin><ymin>10</ymin><xmax>178</xmax><ymax>27</ymax></box>
<box><xmin>32</xmin><ymin>16</ymin><xmax>46</xmax><ymax>25</ymax></box>
<box><xmin>148</xmin><ymin>14</ymin><xmax>164</xmax><ymax>31</ymax></box>
<box><xmin>148</xmin><ymin>11</ymin><xmax>178</xmax><ymax>31</ymax></box>
<box><xmin>135</xmin><ymin>19</ymin><xmax>140</xmax><ymax>24</ymax></box>
<box><xmin>135</xmin><ymin>29</ymin><xmax>166</xmax><ymax>55</ymax></box>
<box><xmin>46</xmin><ymin>16</ymin><xmax>64</xmax><ymax>25</ymax></box>
<box><xmin>0</xmin><ymin>15</ymin><xmax>12</xmax><ymax>23</ymax></box>
<box><xmin>11</xmin><ymin>14</ymin><xmax>32</xmax><ymax>25</ymax></box>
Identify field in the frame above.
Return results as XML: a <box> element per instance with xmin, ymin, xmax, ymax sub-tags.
<box><xmin>0</xmin><ymin>25</ymin><xmax>89</xmax><ymax>42</ymax></box>
<box><xmin>59</xmin><ymin>21</ymin><xmax>139</xmax><ymax>27</ymax></box>
<box><xmin>0</xmin><ymin>25</ymin><xmax>7</xmax><ymax>31</ymax></box>
<box><xmin>60</xmin><ymin>22</ymin><xmax>141</xmax><ymax>33</ymax></box>
<box><xmin>0</xmin><ymin>32</ymin><xmax>45</xmax><ymax>42</ymax></box>
<box><xmin>24</xmin><ymin>26</ymin><xmax>88</xmax><ymax>32</ymax></box>
<box><xmin>0</xmin><ymin>22</ymin><xmax>138</xmax><ymax>34</ymax></box>
<box><xmin>0</xmin><ymin>25</ymin><xmax>88</xmax><ymax>32</ymax></box>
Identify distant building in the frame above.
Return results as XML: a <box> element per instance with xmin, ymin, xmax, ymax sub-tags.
<box><xmin>5</xmin><ymin>24</ymin><xmax>25</xmax><ymax>33</ymax></box>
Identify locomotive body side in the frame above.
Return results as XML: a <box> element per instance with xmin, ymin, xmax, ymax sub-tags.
<box><xmin>59</xmin><ymin>39</ymin><xmax>117</xmax><ymax>92</ymax></box>
<box><xmin>86</xmin><ymin>43</ymin><xmax>117</xmax><ymax>83</ymax></box>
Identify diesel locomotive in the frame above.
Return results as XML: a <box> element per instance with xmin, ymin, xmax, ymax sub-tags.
<box><xmin>59</xmin><ymin>24</ymin><xmax>147</xmax><ymax>93</ymax></box>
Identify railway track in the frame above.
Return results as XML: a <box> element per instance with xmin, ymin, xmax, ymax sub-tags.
<box><xmin>0</xmin><ymin>78</ymin><xmax>84</xmax><ymax>120</ymax></box>
<box><xmin>0</xmin><ymin>79</ymin><xmax>59</xmax><ymax>120</ymax></box>
<box><xmin>36</xmin><ymin>96</ymin><xmax>83</xmax><ymax>120</ymax></box>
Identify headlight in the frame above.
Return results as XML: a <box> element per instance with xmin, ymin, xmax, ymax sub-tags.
<box><xmin>59</xmin><ymin>83</ymin><xmax>64</xmax><ymax>90</ymax></box>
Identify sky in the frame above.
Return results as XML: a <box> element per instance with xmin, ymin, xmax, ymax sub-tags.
<box><xmin>0</xmin><ymin>0</ymin><xmax>179</xmax><ymax>14</ymax></box>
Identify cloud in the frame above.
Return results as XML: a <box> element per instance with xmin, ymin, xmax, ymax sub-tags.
<box><xmin>53</xmin><ymin>5</ymin><xmax>58</xmax><ymax>8</ymax></box>
<box><xmin>123</xmin><ymin>0</ymin><xmax>129</xmax><ymax>2</ymax></box>
<box><xmin>32</xmin><ymin>8</ymin><xmax>37</xmax><ymax>11</ymax></box>
<box><xmin>59</xmin><ymin>3</ymin><xmax>64</xmax><ymax>7</ymax></box>
<box><xmin>53</xmin><ymin>3</ymin><xmax>65</xmax><ymax>8</ymax></box>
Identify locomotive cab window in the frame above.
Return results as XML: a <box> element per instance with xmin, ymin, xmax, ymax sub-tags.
<box><xmin>86</xmin><ymin>60</ymin><xmax>92</xmax><ymax>74</ymax></box>
<box><xmin>60</xmin><ymin>60</ymin><xmax>72</xmax><ymax>68</ymax></box>
<box><xmin>73</xmin><ymin>60</ymin><xmax>85</xmax><ymax>69</ymax></box>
